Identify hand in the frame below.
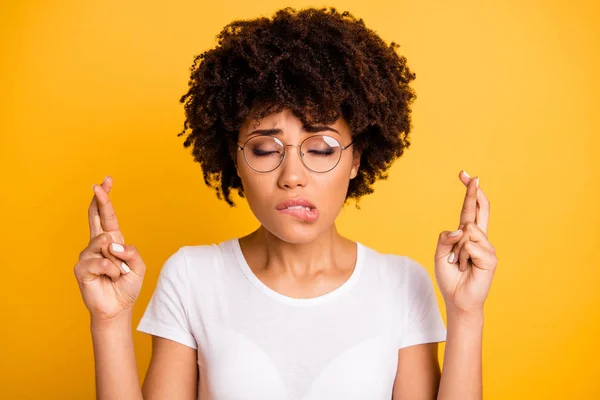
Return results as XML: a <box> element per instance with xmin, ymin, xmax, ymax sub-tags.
<box><xmin>434</xmin><ymin>170</ymin><xmax>498</xmax><ymax>315</ymax></box>
<box><xmin>74</xmin><ymin>176</ymin><xmax>146</xmax><ymax>321</ymax></box>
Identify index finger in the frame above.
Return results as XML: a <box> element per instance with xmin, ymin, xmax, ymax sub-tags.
<box><xmin>458</xmin><ymin>172</ymin><xmax>490</xmax><ymax>236</ymax></box>
<box><xmin>475</xmin><ymin>185</ymin><xmax>490</xmax><ymax>236</ymax></box>
<box><xmin>93</xmin><ymin>182</ymin><xmax>121</xmax><ymax>234</ymax></box>
<box><xmin>88</xmin><ymin>176</ymin><xmax>112</xmax><ymax>240</ymax></box>
<box><xmin>459</xmin><ymin>174</ymin><xmax>478</xmax><ymax>226</ymax></box>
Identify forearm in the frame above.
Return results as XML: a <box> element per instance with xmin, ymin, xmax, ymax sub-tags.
<box><xmin>437</xmin><ymin>309</ymin><xmax>484</xmax><ymax>400</ymax></box>
<box><xmin>91</xmin><ymin>309</ymin><xmax>143</xmax><ymax>400</ymax></box>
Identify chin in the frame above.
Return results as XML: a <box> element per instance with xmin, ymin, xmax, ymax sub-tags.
<box><xmin>260</xmin><ymin>218</ymin><xmax>327</xmax><ymax>245</ymax></box>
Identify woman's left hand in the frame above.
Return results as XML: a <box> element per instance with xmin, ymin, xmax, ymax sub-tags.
<box><xmin>434</xmin><ymin>170</ymin><xmax>498</xmax><ymax>315</ymax></box>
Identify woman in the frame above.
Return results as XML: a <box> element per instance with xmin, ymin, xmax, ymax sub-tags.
<box><xmin>75</xmin><ymin>7</ymin><xmax>497</xmax><ymax>400</ymax></box>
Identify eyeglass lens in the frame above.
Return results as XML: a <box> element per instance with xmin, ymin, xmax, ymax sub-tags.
<box><xmin>243</xmin><ymin>135</ymin><xmax>342</xmax><ymax>172</ymax></box>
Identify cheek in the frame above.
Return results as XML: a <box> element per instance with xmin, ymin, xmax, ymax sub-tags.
<box><xmin>324</xmin><ymin>156</ymin><xmax>355</xmax><ymax>193</ymax></box>
<box><xmin>321</xmin><ymin>171</ymin><xmax>352</xmax><ymax>204</ymax></box>
<box><xmin>304</xmin><ymin>167</ymin><xmax>353</xmax><ymax>216</ymax></box>
<box><xmin>238</xmin><ymin>170</ymin><xmax>276</xmax><ymax>211</ymax></box>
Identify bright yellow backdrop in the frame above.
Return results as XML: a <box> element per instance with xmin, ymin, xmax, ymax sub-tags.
<box><xmin>1</xmin><ymin>0</ymin><xmax>598</xmax><ymax>398</ymax></box>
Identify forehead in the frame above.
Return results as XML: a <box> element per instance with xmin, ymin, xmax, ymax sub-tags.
<box><xmin>239</xmin><ymin>108</ymin><xmax>350</xmax><ymax>137</ymax></box>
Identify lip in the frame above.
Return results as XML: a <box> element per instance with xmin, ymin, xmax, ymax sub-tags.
<box><xmin>276</xmin><ymin>197</ymin><xmax>317</xmax><ymax>211</ymax></box>
<box><xmin>276</xmin><ymin>197</ymin><xmax>319</xmax><ymax>223</ymax></box>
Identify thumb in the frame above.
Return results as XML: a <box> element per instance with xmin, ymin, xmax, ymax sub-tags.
<box><xmin>435</xmin><ymin>228</ymin><xmax>464</xmax><ymax>259</ymax></box>
<box><xmin>107</xmin><ymin>242</ymin><xmax>146</xmax><ymax>276</ymax></box>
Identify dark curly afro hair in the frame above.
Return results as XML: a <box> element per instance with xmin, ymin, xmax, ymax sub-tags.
<box><xmin>178</xmin><ymin>6</ymin><xmax>417</xmax><ymax>208</ymax></box>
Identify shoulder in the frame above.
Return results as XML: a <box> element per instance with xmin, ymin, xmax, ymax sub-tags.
<box><xmin>180</xmin><ymin>243</ymin><xmax>222</xmax><ymax>266</ymax></box>
<box><xmin>362</xmin><ymin>244</ymin><xmax>433</xmax><ymax>289</ymax></box>
<box><xmin>159</xmin><ymin>242</ymin><xmax>223</xmax><ymax>280</ymax></box>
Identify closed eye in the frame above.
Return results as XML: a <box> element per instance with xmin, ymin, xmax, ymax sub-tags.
<box><xmin>253</xmin><ymin>149</ymin><xmax>281</xmax><ymax>156</ymax></box>
<box><xmin>307</xmin><ymin>149</ymin><xmax>335</xmax><ymax>156</ymax></box>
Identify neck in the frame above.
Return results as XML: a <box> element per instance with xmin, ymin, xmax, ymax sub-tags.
<box><xmin>241</xmin><ymin>224</ymin><xmax>351</xmax><ymax>278</ymax></box>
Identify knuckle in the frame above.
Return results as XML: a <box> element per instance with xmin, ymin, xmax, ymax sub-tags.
<box><xmin>464</xmin><ymin>222</ymin><xmax>476</xmax><ymax>232</ymax></box>
<box><xmin>74</xmin><ymin>259</ymin><xmax>91</xmax><ymax>277</ymax></box>
<box><xmin>98</xmin><ymin>232</ymin><xmax>112</xmax><ymax>244</ymax></box>
<box><xmin>74</xmin><ymin>264</ymin><xmax>85</xmax><ymax>280</ymax></box>
<box><xmin>129</xmin><ymin>244</ymin><xmax>138</xmax><ymax>254</ymax></box>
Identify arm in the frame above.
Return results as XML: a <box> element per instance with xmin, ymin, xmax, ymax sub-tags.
<box><xmin>142</xmin><ymin>336</ymin><xmax>198</xmax><ymax>399</ymax></box>
<box><xmin>436</xmin><ymin>309</ymin><xmax>484</xmax><ymax>400</ymax></box>
<box><xmin>91</xmin><ymin>310</ymin><xmax>198</xmax><ymax>400</ymax></box>
<box><xmin>91</xmin><ymin>310</ymin><xmax>143</xmax><ymax>400</ymax></box>
<box><xmin>392</xmin><ymin>342</ymin><xmax>442</xmax><ymax>400</ymax></box>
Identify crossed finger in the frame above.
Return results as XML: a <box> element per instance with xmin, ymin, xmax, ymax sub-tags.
<box><xmin>459</xmin><ymin>172</ymin><xmax>479</xmax><ymax>228</ymax></box>
<box><xmin>458</xmin><ymin>170</ymin><xmax>490</xmax><ymax>236</ymax></box>
<box><xmin>449</xmin><ymin>171</ymin><xmax>492</xmax><ymax>270</ymax></box>
<box><xmin>88</xmin><ymin>176</ymin><xmax>123</xmax><ymax>244</ymax></box>
<box><xmin>93</xmin><ymin>183</ymin><xmax>120</xmax><ymax>233</ymax></box>
<box><xmin>88</xmin><ymin>176</ymin><xmax>112</xmax><ymax>240</ymax></box>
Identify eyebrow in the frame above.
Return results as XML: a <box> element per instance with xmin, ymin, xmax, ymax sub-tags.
<box><xmin>248</xmin><ymin>125</ymin><xmax>340</xmax><ymax>137</ymax></box>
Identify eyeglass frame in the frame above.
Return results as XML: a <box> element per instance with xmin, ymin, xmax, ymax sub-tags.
<box><xmin>236</xmin><ymin>134</ymin><xmax>355</xmax><ymax>173</ymax></box>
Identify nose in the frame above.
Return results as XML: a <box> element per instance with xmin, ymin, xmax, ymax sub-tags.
<box><xmin>277</xmin><ymin>145</ymin><xmax>308</xmax><ymax>189</ymax></box>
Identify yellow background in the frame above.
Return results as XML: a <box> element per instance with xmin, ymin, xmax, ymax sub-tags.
<box><xmin>1</xmin><ymin>0</ymin><xmax>598</xmax><ymax>398</ymax></box>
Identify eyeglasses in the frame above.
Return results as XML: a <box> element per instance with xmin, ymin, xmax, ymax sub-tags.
<box><xmin>237</xmin><ymin>135</ymin><xmax>354</xmax><ymax>173</ymax></box>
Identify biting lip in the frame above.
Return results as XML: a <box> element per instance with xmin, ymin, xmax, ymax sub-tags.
<box><xmin>275</xmin><ymin>197</ymin><xmax>317</xmax><ymax>210</ymax></box>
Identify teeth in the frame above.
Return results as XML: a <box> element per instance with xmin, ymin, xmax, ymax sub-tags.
<box><xmin>286</xmin><ymin>206</ymin><xmax>311</xmax><ymax>211</ymax></box>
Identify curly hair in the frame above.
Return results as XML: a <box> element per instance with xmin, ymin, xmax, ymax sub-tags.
<box><xmin>177</xmin><ymin>6</ymin><xmax>416</xmax><ymax>208</ymax></box>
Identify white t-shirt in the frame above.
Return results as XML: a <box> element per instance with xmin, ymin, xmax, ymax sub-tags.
<box><xmin>137</xmin><ymin>238</ymin><xmax>447</xmax><ymax>400</ymax></box>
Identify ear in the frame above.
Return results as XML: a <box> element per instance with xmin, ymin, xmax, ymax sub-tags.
<box><xmin>349</xmin><ymin>150</ymin><xmax>362</xmax><ymax>180</ymax></box>
<box><xmin>230</xmin><ymin>144</ymin><xmax>240</xmax><ymax>177</ymax></box>
<box><xmin>234</xmin><ymin>158</ymin><xmax>240</xmax><ymax>177</ymax></box>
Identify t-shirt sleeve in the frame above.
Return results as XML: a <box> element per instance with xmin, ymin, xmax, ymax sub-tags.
<box><xmin>136</xmin><ymin>247</ymin><xmax>198</xmax><ymax>350</ymax></box>
<box><xmin>398</xmin><ymin>258</ymin><xmax>447</xmax><ymax>349</ymax></box>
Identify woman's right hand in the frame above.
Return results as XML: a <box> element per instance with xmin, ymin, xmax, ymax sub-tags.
<box><xmin>74</xmin><ymin>176</ymin><xmax>146</xmax><ymax>321</ymax></box>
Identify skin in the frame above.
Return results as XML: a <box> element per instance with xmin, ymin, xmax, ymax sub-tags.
<box><xmin>235</xmin><ymin>107</ymin><xmax>362</xmax><ymax>297</ymax></box>
<box><xmin>78</xmin><ymin>108</ymin><xmax>496</xmax><ymax>399</ymax></box>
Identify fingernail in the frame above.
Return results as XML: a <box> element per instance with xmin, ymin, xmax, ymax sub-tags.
<box><xmin>476</xmin><ymin>177</ymin><xmax>479</xmax><ymax>187</ymax></box>
<box><xmin>111</xmin><ymin>243</ymin><xmax>124</xmax><ymax>253</ymax></box>
<box><xmin>102</xmin><ymin>176</ymin><xmax>109</xmax><ymax>184</ymax></box>
<box><xmin>449</xmin><ymin>229</ymin><xmax>462</xmax><ymax>237</ymax></box>
<box><xmin>462</xmin><ymin>170</ymin><xmax>470</xmax><ymax>178</ymax></box>
<box><xmin>448</xmin><ymin>252</ymin><xmax>455</xmax><ymax>263</ymax></box>
<box><xmin>121</xmin><ymin>262</ymin><xmax>131</xmax><ymax>274</ymax></box>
